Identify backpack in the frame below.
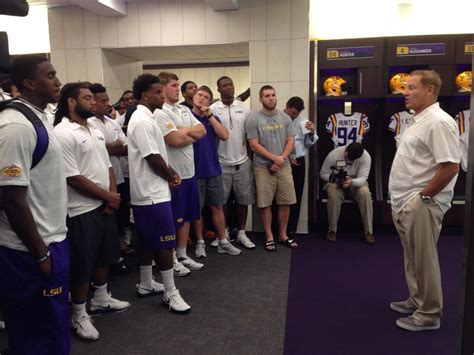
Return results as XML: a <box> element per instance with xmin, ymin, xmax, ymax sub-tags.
<box><xmin>0</xmin><ymin>99</ymin><xmax>49</xmax><ymax>169</ymax></box>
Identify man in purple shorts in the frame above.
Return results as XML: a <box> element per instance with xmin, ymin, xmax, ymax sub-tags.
<box><xmin>128</xmin><ymin>73</ymin><xmax>191</xmax><ymax>313</ymax></box>
<box><xmin>155</xmin><ymin>72</ymin><xmax>207</xmax><ymax>276</ymax></box>
<box><xmin>0</xmin><ymin>55</ymin><xmax>70</xmax><ymax>354</ymax></box>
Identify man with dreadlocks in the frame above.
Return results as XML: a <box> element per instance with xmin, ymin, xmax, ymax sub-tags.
<box><xmin>54</xmin><ymin>82</ymin><xmax>131</xmax><ymax>342</ymax></box>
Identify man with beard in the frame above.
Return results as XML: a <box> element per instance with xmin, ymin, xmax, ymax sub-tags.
<box><xmin>128</xmin><ymin>73</ymin><xmax>191</xmax><ymax>313</ymax></box>
<box><xmin>246</xmin><ymin>85</ymin><xmax>297</xmax><ymax>251</ymax></box>
<box><xmin>0</xmin><ymin>55</ymin><xmax>69</xmax><ymax>354</ymax></box>
<box><xmin>210</xmin><ymin>76</ymin><xmax>256</xmax><ymax>249</ymax></box>
<box><xmin>54</xmin><ymin>83</ymin><xmax>130</xmax><ymax>342</ymax></box>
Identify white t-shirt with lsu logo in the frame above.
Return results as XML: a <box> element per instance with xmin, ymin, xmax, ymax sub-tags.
<box><xmin>210</xmin><ymin>100</ymin><xmax>251</xmax><ymax>166</ymax></box>
<box><xmin>54</xmin><ymin>117</ymin><xmax>112</xmax><ymax>217</ymax></box>
<box><xmin>0</xmin><ymin>103</ymin><xmax>67</xmax><ymax>251</ymax></box>
<box><xmin>157</xmin><ymin>103</ymin><xmax>202</xmax><ymax>179</ymax></box>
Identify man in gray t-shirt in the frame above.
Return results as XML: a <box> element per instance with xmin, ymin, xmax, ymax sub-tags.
<box><xmin>246</xmin><ymin>85</ymin><xmax>297</xmax><ymax>251</ymax></box>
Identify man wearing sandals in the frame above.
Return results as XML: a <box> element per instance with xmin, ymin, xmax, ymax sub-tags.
<box><xmin>246</xmin><ymin>85</ymin><xmax>298</xmax><ymax>251</ymax></box>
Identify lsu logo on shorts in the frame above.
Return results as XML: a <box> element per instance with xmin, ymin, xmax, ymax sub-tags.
<box><xmin>43</xmin><ymin>286</ymin><xmax>63</xmax><ymax>297</ymax></box>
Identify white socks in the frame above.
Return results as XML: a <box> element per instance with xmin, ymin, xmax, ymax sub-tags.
<box><xmin>160</xmin><ymin>268</ymin><xmax>175</xmax><ymax>294</ymax></box>
<box><xmin>92</xmin><ymin>283</ymin><xmax>108</xmax><ymax>302</ymax></box>
<box><xmin>176</xmin><ymin>247</ymin><xmax>187</xmax><ymax>259</ymax></box>
<box><xmin>72</xmin><ymin>301</ymin><xmax>87</xmax><ymax>319</ymax></box>
<box><xmin>139</xmin><ymin>265</ymin><xmax>153</xmax><ymax>288</ymax></box>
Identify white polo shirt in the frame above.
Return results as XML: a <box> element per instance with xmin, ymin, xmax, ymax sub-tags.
<box><xmin>128</xmin><ymin>105</ymin><xmax>171</xmax><ymax>205</ymax></box>
<box><xmin>0</xmin><ymin>103</ymin><xmax>67</xmax><ymax>251</ymax></box>
<box><xmin>89</xmin><ymin>116</ymin><xmax>127</xmax><ymax>185</ymax></box>
<box><xmin>389</xmin><ymin>102</ymin><xmax>461</xmax><ymax>214</ymax></box>
<box><xmin>157</xmin><ymin>103</ymin><xmax>202</xmax><ymax>179</ymax></box>
<box><xmin>54</xmin><ymin>117</ymin><xmax>112</xmax><ymax>217</ymax></box>
<box><xmin>210</xmin><ymin>99</ymin><xmax>251</xmax><ymax>166</ymax></box>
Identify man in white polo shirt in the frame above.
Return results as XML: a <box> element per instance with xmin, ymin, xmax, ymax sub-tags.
<box><xmin>210</xmin><ymin>76</ymin><xmax>256</xmax><ymax>249</ymax></box>
<box><xmin>0</xmin><ymin>55</ymin><xmax>69</xmax><ymax>355</ymax></box>
<box><xmin>389</xmin><ymin>70</ymin><xmax>461</xmax><ymax>332</ymax></box>
<box><xmin>88</xmin><ymin>83</ymin><xmax>134</xmax><ymax>256</ymax></box>
<box><xmin>128</xmin><ymin>73</ymin><xmax>191</xmax><ymax>313</ymax></box>
<box><xmin>54</xmin><ymin>82</ymin><xmax>130</xmax><ymax>342</ymax></box>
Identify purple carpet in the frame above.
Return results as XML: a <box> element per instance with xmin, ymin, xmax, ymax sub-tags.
<box><xmin>284</xmin><ymin>232</ymin><xmax>463</xmax><ymax>355</ymax></box>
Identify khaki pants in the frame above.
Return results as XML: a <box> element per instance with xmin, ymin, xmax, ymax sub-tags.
<box><xmin>324</xmin><ymin>182</ymin><xmax>373</xmax><ymax>233</ymax></box>
<box><xmin>392</xmin><ymin>194</ymin><xmax>444</xmax><ymax>323</ymax></box>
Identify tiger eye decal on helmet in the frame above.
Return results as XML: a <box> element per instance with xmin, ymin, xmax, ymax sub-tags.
<box><xmin>323</xmin><ymin>76</ymin><xmax>347</xmax><ymax>96</ymax></box>
<box><xmin>455</xmin><ymin>71</ymin><xmax>472</xmax><ymax>93</ymax></box>
<box><xmin>389</xmin><ymin>73</ymin><xmax>410</xmax><ymax>95</ymax></box>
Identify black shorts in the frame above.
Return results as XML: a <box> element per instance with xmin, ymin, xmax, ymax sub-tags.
<box><xmin>67</xmin><ymin>206</ymin><xmax>120</xmax><ymax>286</ymax></box>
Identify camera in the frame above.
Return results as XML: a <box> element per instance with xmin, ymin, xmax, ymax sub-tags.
<box><xmin>329</xmin><ymin>160</ymin><xmax>347</xmax><ymax>187</ymax></box>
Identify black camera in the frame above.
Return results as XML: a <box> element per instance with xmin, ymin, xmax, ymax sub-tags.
<box><xmin>329</xmin><ymin>160</ymin><xmax>347</xmax><ymax>187</ymax></box>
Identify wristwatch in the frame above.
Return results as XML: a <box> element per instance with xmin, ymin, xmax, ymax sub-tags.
<box><xmin>419</xmin><ymin>192</ymin><xmax>433</xmax><ymax>204</ymax></box>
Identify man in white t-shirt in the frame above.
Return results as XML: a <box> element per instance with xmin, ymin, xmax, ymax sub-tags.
<box><xmin>389</xmin><ymin>70</ymin><xmax>460</xmax><ymax>332</ymax></box>
<box><xmin>210</xmin><ymin>76</ymin><xmax>256</xmax><ymax>249</ymax></box>
<box><xmin>155</xmin><ymin>72</ymin><xmax>208</xmax><ymax>275</ymax></box>
<box><xmin>53</xmin><ymin>82</ymin><xmax>130</xmax><ymax>342</ymax></box>
<box><xmin>128</xmin><ymin>73</ymin><xmax>191</xmax><ymax>313</ymax></box>
<box><xmin>0</xmin><ymin>55</ymin><xmax>69</xmax><ymax>355</ymax></box>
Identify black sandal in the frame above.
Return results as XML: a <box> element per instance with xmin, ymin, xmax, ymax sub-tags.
<box><xmin>279</xmin><ymin>238</ymin><xmax>298</xmax><ymax>249</ymax></box>
<box><xmin>265</xmin><ymin>240</ymin><xmax>277</xmax><ymax>252</ymax></box>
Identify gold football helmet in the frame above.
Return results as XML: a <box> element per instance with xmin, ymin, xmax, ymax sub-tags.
<box><xmin>323</xmin><ymin>76</ymin><xmax>347</xmax><ymax>96</ymax></box>
<box><xmin>389</xmin><ymin>73</ymin><xmax>410</xmax><ymax>95</ymax></box>
<box><xmin>455</xmin><ymin>71</ymin><xmax>472</xmax><ymax>93</ymax></box>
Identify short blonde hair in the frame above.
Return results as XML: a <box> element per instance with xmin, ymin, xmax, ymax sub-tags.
<box><xmin>410</xmin><ymin>70</ymin><xmax>442</xmax><ymax>96</ymax></box>
<box><xmin>158</xmin><ymin>72</ymin><xmax>179</xmax><ymax>86</ymax></box>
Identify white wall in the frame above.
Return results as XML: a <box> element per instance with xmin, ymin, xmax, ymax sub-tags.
<box><xmin>310</xmin><ymin>0</ymin><xmax>474</xmax><ymax>40</ymax></box>
<box><xmin>0</xmin><ymin>6</ymin><xmax>50</xmax><ymax>55</ymax></box>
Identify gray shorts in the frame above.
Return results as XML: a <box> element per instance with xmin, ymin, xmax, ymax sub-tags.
<box><xmin>220</xmin><ymin>159</ymin><xmax>255</xmax><ymax>205</ymax></box>
<box><xmin>198</xmin><ymin>175</ymin><xmax>225</xmax><ymax>209</ymax></box>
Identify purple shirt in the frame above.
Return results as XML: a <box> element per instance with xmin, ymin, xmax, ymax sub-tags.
<box><xmin>192</xmin><ymin>112</ymin><xmax>222</xmax><ymax>178</ymax></box>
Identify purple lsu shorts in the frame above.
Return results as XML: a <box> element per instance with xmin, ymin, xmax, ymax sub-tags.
<box><xmin>132</xmin><ymin>201</ymin><xmax>177</xmax><ymax>251</ymax></box>
<box><xmin>170</xmin><ymin>176</ymin><xmax>201</xmax><ymax>228</ymax></box>
<box><xmin>0</xmin><ymin>240</ymin><xmax>71</xmax><ymax>355</ymax></box>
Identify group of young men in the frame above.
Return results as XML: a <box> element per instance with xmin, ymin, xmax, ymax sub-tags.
<box><xmin>0</xmin><ymin>54</ymin><xmax>317</xmax><ymax>353</ymax></box>
<box><xmin>0</xmin><ymin>52</ymin><xmax>461</xmax><ymax>355</ymax></box>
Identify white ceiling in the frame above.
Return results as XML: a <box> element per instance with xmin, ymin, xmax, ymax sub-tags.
<box><xmin>106</xmin><ymin>43</ymin><xmax>249</xmax><ymax>65</ymax></box>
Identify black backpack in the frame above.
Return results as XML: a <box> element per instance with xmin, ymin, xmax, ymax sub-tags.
<box><xmin>0</xmin><ymin>99</ymin><xmax>49</xmax><ymax>169</ymax></box>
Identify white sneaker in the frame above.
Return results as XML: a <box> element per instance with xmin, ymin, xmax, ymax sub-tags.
<box><xmin>89</xmin><ymin>292</ymin><xmax>131</xmax><ymax>315</ymax></box>
<box><xmin>217</xmin><ymin>240</ymin><xmax>241</xmax><ymax>256</ymax></box>
<box><xmin>178</xmin><ymin>256</ymin><xmax>204</xmax><ymax>271</ymax></box>
<box><xmin>173</xmin><ymin>257</ymin><xmax>191</xmax><ymax>277</ymax></box>
<box><xmin>211</xmin><ymin>229</ymin><xmax>230</xmax><ymax>247</ymax></box>
<box><xmin>0</xmin><ymin>321</ymin><xmax>5</xmax><ymax>331</ymax></box>
<box><xmin>236</xmin><ymin>231</ymin><xmax>256</xmax><ymax>249</ymax></box>
<box><xmin>162</xmin><ymin>289</ymin><xmax>191</xmax><ymax>314</ymax></box>
<box><xmin>195</xmin><ymin>241</ymin><xmax>207</xmax><ymax>258</ymax></box>
<box><xmin>136</xmin><ymin>278</ymin><xmax>165</xmax><ymax>298</ymax></box>
<box><xmin>72</xmin><ymin>314</ymin><xmax>99</xmax><ymax>342</ymax></box>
